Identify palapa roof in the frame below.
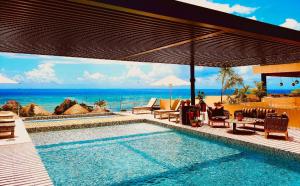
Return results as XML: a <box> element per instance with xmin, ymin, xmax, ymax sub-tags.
<box><xmin>63</xmin><ymin>104</ymin><xmax>89</xmax><ymax>115</ymax></box>
<box><xmin>22</xmin><ymin>104</ymin><xmax>51</xmax><ymax>116</ymax></box>
<box><xmin>0</xmin><ymin>0</ymin><xmax>299</xmax><ymax>67</ymax></box>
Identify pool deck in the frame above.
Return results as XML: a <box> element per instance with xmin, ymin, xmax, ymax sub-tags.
<box><xmin>121</xmin><ymin>112</ymin><xmax>300</xmax><ymax>160</ymax></box>
<box><xmin>2</xmin><ymin>112</ymin><xmax>300</xmax><ymax>185</ymax></box>
<box><xmin>0</xmin><ymin>118</ymin><xmax>52</xmax><ymax>186</ymax></box>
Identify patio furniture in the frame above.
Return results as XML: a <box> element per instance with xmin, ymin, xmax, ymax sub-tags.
<box><xmin>234</xmin><ymin>108</ymin><xmax>275</xmax><ymax>127</ymax></box>
<box><xmin>154</xmin><ymin>99</ymin><xmax>180</xmax><ymax>119</ymax></box>
<box><xmin>226</xmin><ymin>118</ymin><xmax>256</xmax><ymax>134</ymax></box>
<box><xmin>0</xmin><ymin>111</ymin><xmax>15</xmax><ymax>119</ymax></box>
<box><xmin>208</xmin><ymin>107</ymin><xmax>230</xmax><ymax>127</ymax></box>
<box><xmin>0</xmin><ymin>119</ymin><xmax>15</xmax><ymax>138</ymax></box>
<box><xmin>132</xmin><ymin>98</ymin><xmax>157</xmax><ymax>114</ymax></box>
<box><xmin>264</xmin><ymin>113</ymin><xmax>289</xmax><ymax>140</ymax></box>
<box><xmin>168</xmin><ymin>111</ymin><xmax>180</xmax><ymax>123</ymax></box>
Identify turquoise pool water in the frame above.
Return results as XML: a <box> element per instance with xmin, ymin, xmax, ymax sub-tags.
<box><xmin>31</xmin><ymin>123</ymin><xmax>300</xmax><ymax>186</ymax></box>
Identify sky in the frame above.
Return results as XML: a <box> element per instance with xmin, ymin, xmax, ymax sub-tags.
<box><xmin>0</xmin><ymin>0</ymin><xmax>299</xmax><ymax>89</ymax></box>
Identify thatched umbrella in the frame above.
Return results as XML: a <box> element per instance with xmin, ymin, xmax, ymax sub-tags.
<box><xmin>21</xmin><ymin>104</ymin><xmax>51</xmax><ymax>117</ymax></box>
<box><xmin>91</xmin><ymin>105</ymin><xmax>110</xmax><ymax>113</ymax></box>
<box><xmin>63</xmin><ymin>104</ymin><xmax>89</xmax><ymax>115</ymax></box>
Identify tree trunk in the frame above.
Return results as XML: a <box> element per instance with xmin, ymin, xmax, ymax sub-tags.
<box><xmin>220</xmin><ymin>77</ymin><xmax>224</xmax><ymax>103</ymax></box>
<box><xmin>221</xmin><ymin>89</ymin><xmax>223</xmax><ymax>103</ymax></box>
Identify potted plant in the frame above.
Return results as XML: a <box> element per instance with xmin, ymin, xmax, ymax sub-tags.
<box><xmin>191</xmin><ymin>119</ymin><xmax>199</xmax><ymax>127</ymax></box>
<box><xmin>236</xmin><ymin>112</ymin><xmax>244</xmax><ymax>121</ymax></box>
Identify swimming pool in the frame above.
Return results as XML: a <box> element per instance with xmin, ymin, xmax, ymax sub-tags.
<box><xmin>31</xmin><ymin>123</ymin><xmax>300</xmax><ymax>185</ymax></box>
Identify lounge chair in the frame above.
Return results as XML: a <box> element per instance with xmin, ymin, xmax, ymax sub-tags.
<box><xmin>154</xmin><ymin>99</ymin><xmax>180</xmax><ymax>119</ymax></box>
<box><xmin>132</xmin><ymin>98</ymin><xmax>157</xmax><ymax>114</ymax></box>
<box><xmin>0</xmin><ymin>119</ymin><xmax>15</xmax><ymax>138</ymax></box>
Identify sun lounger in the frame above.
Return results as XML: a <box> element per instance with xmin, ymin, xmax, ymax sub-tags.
<box><xmin>0</xmin><ymin>119</ymin><xmax>15</xmax><ymax>138</ymax></box>
<box><xmin>132</xmin><ymin>98</ymin><xmax>157</xmax><ymax>114</ymax></box>
<box><xmin>154</xmin><ymin>99</ymin><xmax>181</xmax><ymax>119</ymax></box>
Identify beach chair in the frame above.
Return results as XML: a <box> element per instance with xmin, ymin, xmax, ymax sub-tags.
<box><xmin>154</xmin><ymin>99</ymin><xmax>181</xmax><ymax>119</ymax></box>
<box><xmin>132</xmin><ymin>98</ymin><xmax>157</xmax><ymax>114</ymax></box>
<box><xmin>0</xmin><ymin>112</ymin><xmax>16</xmax><ymax>138</ymax></box>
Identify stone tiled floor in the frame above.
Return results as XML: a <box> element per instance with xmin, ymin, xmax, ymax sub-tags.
<box><xmin>0</xmin><ymin>119</ymin><xmax>52</xmax><ymax>186</ymax></box>
<box><xmin>121</xmin><ymin>112</ymin><xmax>300</xmax><ymax>159</ymax></box>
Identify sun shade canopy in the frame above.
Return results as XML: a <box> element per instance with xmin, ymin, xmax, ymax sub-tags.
<box><xmin>1</xmin><ymin>0</ymin><xmax>300</xmax><ymax>67</ymax></box>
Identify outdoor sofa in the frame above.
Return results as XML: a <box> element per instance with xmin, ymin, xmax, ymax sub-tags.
<box><xmin>234</xmin><ymin>108</ymin><xmax>275</xmax><ymax>128</ymax></box>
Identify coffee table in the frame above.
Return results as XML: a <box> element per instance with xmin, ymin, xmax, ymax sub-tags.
<box><xmin>226</xmin><ymin>119</ymin><xmax>256</xmax><ymax>134</ymax></box>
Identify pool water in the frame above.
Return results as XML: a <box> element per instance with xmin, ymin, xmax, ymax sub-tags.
<box><xmin>31</xmin><ymin>123</ymin><xmax>300</xmax><ymax>186</ymax></box>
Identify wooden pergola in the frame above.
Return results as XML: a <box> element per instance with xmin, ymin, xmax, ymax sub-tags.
<box><xmin>1</xmin><ymin>0</ymin><xmax>300</xmax><ymax>104</ymax></box>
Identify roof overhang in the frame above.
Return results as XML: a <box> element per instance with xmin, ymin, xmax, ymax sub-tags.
<box><xmin>1</xmin><ymin>0</ymin><xmax>300</xmax><ymax>67</ymax></box>
<box><xmin>253</xmin><ymin>62</ymin><xmax>300</xmax><ymax>77</ymax></box>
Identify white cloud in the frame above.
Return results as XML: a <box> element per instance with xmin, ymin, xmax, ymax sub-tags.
<box><xmin>196</xmin><ymin>74</ymin><xmax>220</xmax><ymax>88</ymax></box>
<box><xmin>25</xmin><ymin>63</ymin><xmax>60</xmax><ymax>83</ymax></box>
<box><xmin>235</xmin><ymin>66</ymin><xmax>252</xmax><ymax>76</ymax></box>
<box><xmin>126</xmin><ymin>65</ymin><xmax>148</xmax><ymax>80</ymax></box>
<box><xmin>177</xmin><ymin>0</ymin><xmax>257</xmax><ymax>15</ymax></box>
<box><xmin>77</xmin><ymin>71</ymin><xmax>106</xmax><ymax>81</ymax></box>
<box><xmin>124</xmin><ymin>63</ymin><xmax>178</xmax><ymax>83</ymax></box>
<box><xmin>280</xmin><ymin>18</ymin><xmax>300</xmax><ymax>31</ymax></box>
<box><xmin>248</xmin><ymin>16</ymin><xmax>257</xmax><ymax>20</ymax></box>
<box><xmin>12</xmin><ymin>74</ymin><xmax>25</xmax><ymax>82</ymax></box>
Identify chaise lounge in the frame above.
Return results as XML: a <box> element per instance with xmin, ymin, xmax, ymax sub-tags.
<box><xmin>154</xmin><ymin>99</ymin><xmax>180</xmax><ymax>119</ymax></box>
<box><xmin>0</xmin><ymin>111</ymin><xmax>16</xmax><ymax>138</ymax></box>
<box><xmin>132</xmin><ymin>98</ymin><xmax>157</xmax><ymax>114</ymax></box>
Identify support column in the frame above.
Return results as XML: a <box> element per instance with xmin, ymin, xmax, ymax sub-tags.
<box><xmin>190</xmin><ymin>36</ymin><xmax>195</xmax><ymax>106</ymax></box>
<box><xmin>261</xmin><ymin>73</ymin><xmax>267</xmax><ymax>91</ymax></box>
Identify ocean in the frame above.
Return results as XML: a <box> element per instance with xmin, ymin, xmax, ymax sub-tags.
<box><xmin>0</xmin><ymin>89</ymin><xmax>292</xmax><ymax>112</ymax></box>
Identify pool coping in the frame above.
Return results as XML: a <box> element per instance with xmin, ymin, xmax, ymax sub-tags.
<box><xmin>23</xmin><ymin>112</ymin><xmax>115</xmax><ymax>121</ymax></box>
<box><xmin>26</xmin><ymin>118</ymin><xmax>147</xmax><ymax>133</ymax></box>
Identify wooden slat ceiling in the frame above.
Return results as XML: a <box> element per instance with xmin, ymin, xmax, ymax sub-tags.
<box><xmin>0</xmin><ymin>0</ymin><xmax>300</xmax><ymax>67</ymax></box>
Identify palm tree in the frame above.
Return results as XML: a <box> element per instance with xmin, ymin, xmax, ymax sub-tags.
<box><xmin>217</xmin><ymin>67</ymin><xmax>244</xmax><ymax>103</ymax></box>
<box><xmin>235</xmin><ymin>85</ymin><xmax>250</xmax><ymax>103</ymax></box>
<box><xmin>251</xmin><ymin>81</ymin><xmax>267</xmax><ymax>101</ymax></box>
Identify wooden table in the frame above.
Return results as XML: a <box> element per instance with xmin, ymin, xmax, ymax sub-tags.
<box><xmin>226</xmin><ymin>119</ymin><xmax>256</xmax><ymax>134</ymax></box>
